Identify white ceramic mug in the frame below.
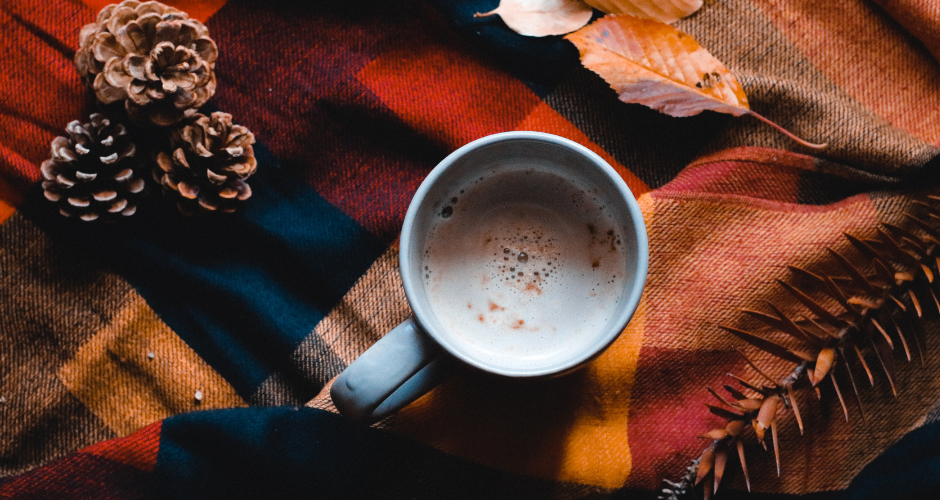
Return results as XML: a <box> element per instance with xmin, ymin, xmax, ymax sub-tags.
<box><xmin>331</xmin><ymin>131</ymin><xmax>648</xmax><ymax>423</ymax></box>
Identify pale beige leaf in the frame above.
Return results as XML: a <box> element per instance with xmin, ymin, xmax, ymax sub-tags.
<box><xmin>584</xmin><ymin>0</ymin><xmax>702</xmax><ymax>24</ymax></box>
<box><xmin>566</xmin><ymin>14</ymin><xmax>749</xmax><ymax>117</ymax></box>
<box><xmin>475</xmin><ymin>0</ymin><xmax>594</xmax><ymax>37</ymax></box>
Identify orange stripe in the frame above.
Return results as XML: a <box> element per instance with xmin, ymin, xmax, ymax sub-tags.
<box><xmin>0</xmin><ymin>201</ymin><xmax>14</xmax><ymax>225</ymax></box>
<box><xmin>750</xmin><ymin>0</ymin><xmax>940</xmax><ymax>145</ymax></box>
<box><xmin>0</xmin><ymin>174</ymin><xmax>23</xmax><ymax>225</ymax></box>
<box><xmin>515</xmin><ymin>102</ymin><xmax>651</xmax><ymax>197</ymax></box>
<box><xmin>79</xmin><ymin>0</ymin><xmax>227</xmax><ymax>23</ymax></box>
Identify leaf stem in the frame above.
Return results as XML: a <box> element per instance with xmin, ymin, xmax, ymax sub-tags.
<box><xmin>747</xmin><ymin>110</ymin><xmax>828</xmax><ymax>150</ymax></box>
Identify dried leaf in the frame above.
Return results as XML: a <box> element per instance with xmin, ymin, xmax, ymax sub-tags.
<box><xmin>475</xmin><ymin>0</ymin><xmax>594</xmax><ymax>37</ymax></box>
<box><xmin>888</xmin><ymin>294</ymin><xmax>907</xmax><ymax>312</ymax></box>
<box><xmin>903</xmin><ymin>213</ymin><xmax>940</xmax><ymax>243</ymax></box>
<box><xmin>869</xmin><ymin>332</ymin><xmax>898</xmax><ymax>397</ymax></box>
<box><xmin>909</xmin><ymin>289</ymin><xmax>923</xmax><ymax>318</ymax></box>
<box><xmin>727</xmin><ymin>373</ymin><xmax>767</xmax><ymax>395</ymax></box>
<box><xmin>786</xmin><ymin>384</ymin><xmax>803</xmax><ymax>435</ymax></box>
<box><xmin>771</xmin><ymin>420</ymin><xmax>781</xmax><ymax>477</ymax></box>
<box><xmin>706</xmin><ymin>404</ymin><xmax>743</xmax><ymax>421</ymax></box>
<box><xmin>800</xmin><ymin>314</ymin><xmax>838</xmax><ymax>340</ymax></box>
<box><xmin>822</xmin><ymin>275</ymin><xmax>855</xmax><ymax>314</ymax></box>
<box><xmin>826</xmin><ymin>248</ymin><xmax>875</xmax><ymax>294</ymax></box>
<box><xmin>883</xmin><ymin>222</ymin><xmax>928</xmax><ymax>254</ymax></box>
<box><xmin>848</xmin><ymin>296</ymin><xmax>881</xmax><ymax>310</ymax></box>
<box><xmin>916</xmin><ymin>199</ymin><xmax>940</xmax><ymax>217</ymax></box>
<box><xmin>756</xmin><ymin>395</ymin><xmax>780</xmax><ymax>431</ymax></box>
<box><xmin>725</xmin><ymin>419</ymin><xmax>746</xmax><ymax>437</ymax></box>
<box><xmin>706</xmin><ymin>386</ymin><xmax>737</xmax><ymax>409</ymax></box>
<box><xmin>748</xmin><ymin>302</ymin><xmax>818</xmax><ymax>345</ymax></box>
<box><xmin>583</xmin><ymin>0</ymin><xmax>702</xmax><ymax>24</ymax></box>
<box><xmin>719</xmin><ymin>325</ymin><xmax>812</xmax><ymax>364</ymax></box>
<box><xmin>567</xmin><ymin>15</ymin><xmax>746</xmax><ymax>116</ymax></box>
<box><xmin>565</xmin><ymin>15</ymin><xmax>826</xmax><ymax>148</ymax></box>
<box><xmin>751</xmin><ymin>418</ymin><xmax>765</xmax><ymax>443</ymax></box>
<box><xmin>788</xmin><ymin>265</ymin><xmax>826</xmax><ymax>285</ymax></box>
<box><xmin>741</xmin><ymin>308</ymin><xmax>797</xmax><ymax>337</ymax></box>
<box><xmin>902</xmin><ymin>237</ymin><xmax>928</xmax><ymax>258</ymax></box>
<box><xmin>811</xmin><ymin>347</ymin><xmax>836</xmax><ymax>386</ymax></box>
<box><xmin>777</xmin><ymin>280</ymin><xmax>847</xmax><ymax>328</ymax></box>
<box><xmin>713</xmin><ymin>446</ymin><xmax>728</xmax><ymax>493</ymax></box>
<box><xmin>723</xmin><ymin>384</ymin><xmax>748</xmax><ymax>401</ymax></box>
<box><xmin>922</xmin><ymin>264</ymin><xmax>935</xmax><ymax>283</ymax></box>
<box><xmin>870</xmin><ymin>317</ymin><xmax>895</xmax><ymax>350</ymax></box>
<box><xmin>736</xmin><ymin>439</ymin><xmax>751</xmax><ymax>492</ymax></box>
<box><xmin>839</xmin><ymin>349</ymin><xmax>866</xmax><ymax>423</ymax></box>
<box><xmin>906</xmin><ymin>308</ymin><xmax>927</xmax><ymax>364</ymax></box>
<box><xmin>851</xmin><ymin>342</ymin><xmax>875</xmax><ymax>386</ymax></box>
<box><xmin>927</xmin><ymin>286</ymin><xmax>940</xmax><ymax>315</ymax></box>
<box><xmin>830</xmin><ymin>370</ymin><xmax>850</xmax><ymax>422</ymax></box>
<box><xmin>874</xmin><ymin>259</ymin><xmax>898</xmax><ymax>287</ymax></box>
<box><xmin>877</xmin><ymin>228</ymin><xmax>919</xmax><ymax>268</ymax></box>
<box><xmin>699</xmin><ymin>428</ymin><xmax>729</xmax><ymax>440</ymax></box>
<box><xmin>735</xmin><ymin>348</ymin><xmax>780</xmax><ymax>386</ymax></box>
<box><xmin>887</xmin><ymin>313</ymin><xmax>910</xmax><ymax>361</ymax></box>
<box><xmin>844</xmin><ymin>232</ymin><xmax>881</xmax><ymax>261</ymax></box>
<box><xmin>696</xmin><ymin>442</ymin><xmax>716</xmax><ymax>485</ymax></box>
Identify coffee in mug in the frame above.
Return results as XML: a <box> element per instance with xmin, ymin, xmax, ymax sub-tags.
<box><xmin>421</xmin><ymin>167</ymin><xmax>632</xmax><ymax>373</ymax></box>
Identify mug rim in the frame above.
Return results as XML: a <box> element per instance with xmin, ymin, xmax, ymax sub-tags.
<box><xmin>399</xmin><ymin>131</ymin><xmax>648</xmax><ymax>377</ymax></box>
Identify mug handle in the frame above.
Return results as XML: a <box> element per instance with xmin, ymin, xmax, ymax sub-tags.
<box><xmin>330</xmin><ymin>316</ymin><xmax>455</xmax><ymax>424</ymax></box>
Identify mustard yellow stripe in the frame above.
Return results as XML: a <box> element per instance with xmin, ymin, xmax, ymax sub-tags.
<box><xmin>58</xmin><ymin>291</ymin><xmax>247</xmax><ymax>436</ymax></box>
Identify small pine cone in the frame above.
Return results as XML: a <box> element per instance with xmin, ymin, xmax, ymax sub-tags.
<box><xmin>41</xmin><ymin>114</ymin><xmax>146</xmax><ymax>221</ymax></box>
<box><xmin>154</xmin><ymin>112</ymin><xmax>256</xmax><ymax>214</ymax></box>
<box><xmin>74</xmin><ymin>0</ymin><xmax>218</xmax><ymax>127</ymax></box>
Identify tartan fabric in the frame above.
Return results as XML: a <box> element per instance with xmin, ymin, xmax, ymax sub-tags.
<box><xmin>2</xmin><ymin>0</ymin><xmax>940</xmax><ymax>498</ymax></box>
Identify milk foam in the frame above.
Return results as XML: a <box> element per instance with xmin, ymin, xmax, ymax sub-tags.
<box><xmin>421</xmin><ymin>167</ymin><xmax>628</xmax><ymax>369</ymax></box>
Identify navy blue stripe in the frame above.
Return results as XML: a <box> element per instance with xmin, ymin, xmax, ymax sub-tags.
<box><xmin>154</xmin><ymin>407</ymin><xmax>612</xmax><ymax>499</ymax></box>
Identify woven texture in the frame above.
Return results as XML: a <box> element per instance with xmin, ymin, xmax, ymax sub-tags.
<box><xmin>2</xmin><ymin>0</ymin><xmax>940</xmax><ymax>498</ymax></box>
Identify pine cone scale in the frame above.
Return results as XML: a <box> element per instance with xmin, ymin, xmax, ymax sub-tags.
<box><xmin>104</xmin><ymin>57</ymin><xmax>134</xmax><ymax>89</ymax></box>
<box><xmin>109</xmin><ymin>199</ymin><xmax>128</xmax><ymax>212</ymax></box>
<box><xmin>115</xmin><ymin>168</ymin><xmax>133</xmax><ymax>181</ymax></box>
<box><xmin>107</xmin><ymin>6</ymin><xmax>138</xmax><ymax>34</ymax></box>
<box><xmin>94</xmin><ymin>73</ymin><xmax>127</xmax><ymax>104</ymax></box>
<box><xmin>124</xmin><ymin>54</ymin><xmax>148</xmax><ymax>80</ymax></box>
<box><xmin>116</xmin><ymin>19</ymin><xmax>152</xmax><ymax>53</ymax></box>
<box><xmin>193</xmin><ymin>39</ymin><xmax>218</xmax><ymax>65</ymax></box>
<box><xmin>93</xmin><ymin>33</ymin><xmax>125</xmax><ymax>63</ymax></box>
<box><xmin>93</xmin><ymin>190</ymin><xmax>118</xmax><ymax>201</ymax></box>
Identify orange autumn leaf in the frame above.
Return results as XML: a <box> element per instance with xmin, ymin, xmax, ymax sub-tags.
<box><xmin>475</xmin><ymin>0</ymin><xmax>594</xmax><ymax>37</ymax></box>
<box><xmin>566</xmin><ymin>15</ymin><xmax>826</xmax><ymax>148</ymax></box>
<box><xmin>583</xmin><ymin>0</ymin><xmax>702</xmax><ymax>24</ymax></box>
<box><xmin>566</xmin><ymin>14</ymin><xmax>749</xmax><ymax>117</ymax></box>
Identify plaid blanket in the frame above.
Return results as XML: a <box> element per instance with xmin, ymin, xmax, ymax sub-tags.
<box><xmin>2</xmin><ymin>0</ymin><xmax>940</xmax><ymax>498</ymax></box>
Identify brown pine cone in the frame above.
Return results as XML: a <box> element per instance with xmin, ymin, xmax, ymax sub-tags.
<box><xmin>41</xmin><ymin>114</ymin><xmax>146</xmax><ymax>221</ymax></box>
<box><xmin>74</xmin><ymin>0</ymin><xmax>218</xmax><ymax>127</ymax></box>
<box><xmin>154</xmin><ymin>112</ymin><xmax>256</xmax><ymax>215</ymax></box>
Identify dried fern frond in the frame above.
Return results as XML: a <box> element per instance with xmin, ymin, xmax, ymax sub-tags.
<box><xmin>660</xmin><ymin>195</ymin><xmax>940</xmax><ymax>498</ymax></box>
